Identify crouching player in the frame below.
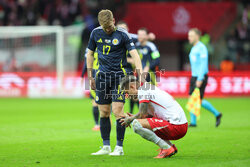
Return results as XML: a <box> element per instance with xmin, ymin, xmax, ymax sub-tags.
<box><xmin>120</xmin><ymin>75</ymin><xmax>188</xmax><ymax>158</ymax></box>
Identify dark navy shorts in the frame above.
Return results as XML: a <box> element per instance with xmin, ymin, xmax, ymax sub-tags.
<box><xmin>95</xmin><ymin>71</ymin><xmax>125</xmax><ymax>105</ymax></box>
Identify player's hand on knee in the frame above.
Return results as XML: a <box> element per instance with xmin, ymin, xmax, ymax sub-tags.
<box><xmin>126</xmin><ymin>112</ymin><xmax>134</xmax><ymax>117</ymax></box>
<box><xmin>120</xmin><ymin>117</ymin><xmax>132</xmax><ymax>128</ymax></box>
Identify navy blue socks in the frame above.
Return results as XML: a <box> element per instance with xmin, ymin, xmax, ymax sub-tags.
<box><xmin>100</xmin><ymin>117</ymin><xmax>111</xmax><ymax>146</ymax></box>
<box><xmin>116</xmin><ymin>119</ymin><xmax>126</xmax><ymax>147</ymax></box>
<box><xmin>93</xmin><ymin>106</ymin><xmax>99</xmax><ymax>125</ymax></box>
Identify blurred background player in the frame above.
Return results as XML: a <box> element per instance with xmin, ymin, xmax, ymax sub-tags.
<box><xmin>120</xmin><ymin>75</ymin><xmax>188</xmax><ymax>159</ymax></box>
<box><xmin>86</xmin><ymin>10</ymin><xmax>142</xmax><ymax>156</ymax></box>
<box><xmin>136</xmin><ymin>28</ymin><xmax>160</xmax><ymax>85</ymax></box>
<box><xmin>188</xmin><ymin>28</ymin><xmax>222</xmax><ymax>127</ymax></box>
<box><xmin>116</xmin><ymin>21</ymin><xmax>139</xmax><ymax>114</ymax></box>
<box><xmin>116</xmin><ymin>21</ymin><xmax>157</xmax><ymax>114</ymax></box>
<box><xmin>81</xmin><ymin>48</ymin><xmax>100</xmax><ymax>131</ymax></box>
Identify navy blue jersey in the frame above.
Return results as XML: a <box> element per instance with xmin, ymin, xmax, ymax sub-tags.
<box><xmin>136</xmin><ymin>41</ymin><xmax>160</xmax><ymax>71</ymax></box>
<box><xmin>87</xmin><ymin>26</ymin><xmax>136</xmax><ymax>74</ymax></box>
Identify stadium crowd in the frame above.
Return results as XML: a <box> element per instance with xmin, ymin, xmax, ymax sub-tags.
<box><xmin>0</xmin><ymin>0</ymin><xmax>126</xmax><ymax>26</ymax></box>
<box><xmin>0</xmin><ymin>0</ymin><xmax>249</xmax><ymax>73</ymax></box>
<box><xmin>225</xmin><ymin>4</ymin><xmax>250</xmax><ymax>69</ymax></box>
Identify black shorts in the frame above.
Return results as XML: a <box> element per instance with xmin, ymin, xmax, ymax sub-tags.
<box><xmin>95</xmin><ymin>72</ymin><xmax>125</xmax><ymax>104</ymax></box>
<box><xmin>189</xmin><ymin>75</ymin><xmax>208</xmax><ymax>99</ymax></box>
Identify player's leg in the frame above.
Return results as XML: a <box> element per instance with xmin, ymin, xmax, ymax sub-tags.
<box><xmin>132</xmin><ymin>119</ymin><xmax>176</xmax><ymax>158</ymax></box>
<box><xmin>129</xmin><ymin>99</ymin><xmax>134</xmax><ymax>114</ymax></box>
<box><xmin>91</xmin><ymin>73</ymin><xmax>112</xmax><ymax>155</ymax></box>
<box><xmin>188</xmin><ymin>77</ymin><xmax>197</xmax><ymax>126</ymax></box>
<box><xmin>90</xmin><ymin>89</ymin><xmax>100</xmax><ymax>131</ymax></box>
<box><xmin>92</xmin><ymin>100</ymin><xmax>100</xmax><ymax>131</ymax></box>
<box><xmin>129</xmin><ymin>99</ymin><xmax>139</xmax><ymax>114</ymax></box>
<box><xmin>165</xmin><ymin>140</ymin><xmax>178</xmax><ymax>153</ymax></box>
<box><xmin>132</xmin><ymin>119</ymin><xmax>170</xmax><ymax>149</ymax></box>
<box><xmin>201</xmin><ymin>100</ymin><xmax>222</xmax><ymax>127</ymax></box>
<box><xmin>109</xmin><ymin>101</ymin><xmax>126</xmax><ymax>156</ymax></box>
<box><xmin>109</xmin><ymin>76</ymin><xmax>127</xmax><ymax>156</ymax></box>
<box><xmin>200</xmin><ymin>75</ymin><xmax>222</xmax><ymax>127</ymax></box>
<box><xmin>91</xmin><ymin>104</ymin><xmax>112</xmax><ymax>155</ymax></box>
<box><xmin>99</xmin><ymin>104</ymin><xmax>112</xmax><ymax>146</ymax></box>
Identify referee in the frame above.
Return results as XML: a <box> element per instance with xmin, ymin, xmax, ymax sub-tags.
<box><xmin>188</xmin><ymin>28</ymin><xmax>222</xmax><ymax>127</ymax></box>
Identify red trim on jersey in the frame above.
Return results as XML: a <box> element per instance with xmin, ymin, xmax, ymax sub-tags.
<box><xmin>149</xmin><ymin>100</ymin><xmax>166</xmax><ymax>109</ymax></box>
<box><xmin>139</xmin><ymin>99</ymin><xmax>166</xmax><ymax>109</ymax></box>
<box><xmin>139</xmin><ymin>100</ymin><xmax>150</xmax><ymax>104</ymax></box>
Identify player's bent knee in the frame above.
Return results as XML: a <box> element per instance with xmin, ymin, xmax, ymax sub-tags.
<box><xmin>131</xmin><ymin>119</ymin><xmax>143</xmax><ymax>133</ymax></box>
<box><xmin>99</xmin><ymin>110</ymin><xmax>110</xmax><ymax>117</ymax></box>
<box><xmin>113</xmin><ymin>111</ymin><xmax>124</xmax><ymax>119</ymax></box>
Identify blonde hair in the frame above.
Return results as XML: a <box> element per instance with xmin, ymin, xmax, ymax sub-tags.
<box><xmin>98</xmin><ymin>9</ymin><xmax>113</xmax><ymax>26</ymax></box>
<box><xmin>189</xmin><ymin>28</ymin><xmax>202</xmax><ymax>36</ymax></box>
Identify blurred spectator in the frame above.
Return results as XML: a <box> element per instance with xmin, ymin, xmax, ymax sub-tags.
<box><xmin>225</xmin><ymin>29</ymin><xmax>238</xmax><ymax>62</ymax></box>
<box><xmin>0</xmin><ymin>0</ymin><xmax>127</xmax><ymax>26</ymax></box>
<box><xmin>242</xmin><ymin>4</ymin><xmax>250</xmax><ymax>26</ymax></box>
<box><xmin>225</xmin><ymin>3</ymin><xmax>250</xmax><ymax>68</ymax></box>
<box><xmin>0</xmin><ymin>0</ymin><xmax>84</xmax><ymax>26</ymax></box>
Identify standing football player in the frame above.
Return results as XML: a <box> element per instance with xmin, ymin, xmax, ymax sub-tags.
<box><xmin>116</xmin><ymin>22</ymin><xmax>156</xmax><ymax>114</ymax></box>
<box><xmin>188</xmin><ymin>28</ymin><xmax>222</xmax><ymax>127</ymax></box>
<box><xmin>120</xmin><ymin>75</ymin><xmax>188</xmax><ymax>158</ymax></box>
<box><xmin>81</xmin><ymin>48</ymin><xmax>100</xmax><ymax>131</ymax></box>
<box><xmin>136</xmin><ymin>28</ymin><xmax>160</xmax><ymax>85</ymax></box>
<box><xmin>86</xmin><ymin>9</ymin><xmax>142</xmax><ymax>156</ymax></box>
<box><xmin>116</xmin><ymin>21</ymin><xmax>139</xmax><ymax>114</ymax></box>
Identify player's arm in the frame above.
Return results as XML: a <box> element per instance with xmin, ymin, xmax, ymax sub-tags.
<box><xmin>196</xmin><ymin>46</ymin><xmax>208</xmax><ymax>87</ymax></box>
<box><xmin>81</xmin><ymin>48</ymin><xmax>89</xmax><ymax>78</ymax></box>
<box><xmin>86</xmin><ymin>30</ymin><xmax>97</xmax><ymax>90</ymax></box>
<box><xmin>129</xmin><ymin>49</ymin><xmax>142</xmax><ymax>73</ymax></box>
<box><xmin>124</xmin><ymin>32</ymin><xmax>143</xmax><ymax>81</ymax></box>
<box><xmin>120</xmin><ymin>102</ymin><xmax>149</xmax><ymax>127</ymax></box>
<box><xmin>127</xmin><ymin>57</ymin><xmax>134</xmax><ymax>65</ymax></box>
<box><xmin>81</xmin><ymin>61</ymin><xmax>87</xmax><ymax>78</ymax></box>
<box><xmin>86</xmin><ymin>49</ymin><xmax>96</xmax><ymax>90</ymax></box>
<box><xmin>80</xmin><ymin>54</ymin><xmax>87</xmax><ymax>86</ymax></box>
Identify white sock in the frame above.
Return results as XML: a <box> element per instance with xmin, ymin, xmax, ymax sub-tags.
<box><xmin>132</xmin><ymin>119</ymin><xmax>170</xmax><ymax>149</ymax></box>
<box><xmin>156</xmin><ymin>139</ymin><xmax>170</xmax><ymax>149</ymax></box>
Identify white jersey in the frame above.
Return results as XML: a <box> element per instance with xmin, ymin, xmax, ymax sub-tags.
<box><xmin>138</xmin><ymin>83</ymin><xmax>187</xmax><ymax>125</ymax></box>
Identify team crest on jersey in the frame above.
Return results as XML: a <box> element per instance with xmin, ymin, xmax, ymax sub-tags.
<box><xmin>112</xmin><ymin>38</ymin><xmax>119</xmax><ymax>45</ymax></box>
<box><xmin>105</xmin><ymin>39</ymin><xmax>111</xmax><ymax>43</ymax></box>
<box><xmin>95</xmin><ymin>96</ymin><xmax>99</xmax><ymax>102</ymax></box>
<box><xmin>140</xmin><ymin>48</ymin><xmax>148</xmax><ymax>55</ymax></box>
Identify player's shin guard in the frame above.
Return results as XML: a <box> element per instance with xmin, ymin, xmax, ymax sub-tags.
<box><xmin>100</xmin><ymin>117</ymin><xmax>111</xmax><ymax>146</ymax></box>
<box><xmin>132</xmin><ymin>119</ymin><xmax>170</xmax><ymax>149</ymax></box>
<box><xmin>201</xmin><ymin>100</ymin><xmax>220</xmax><ymax>117</ymax></box>
<box><xmin>93</xmin><ymin>106</ymin><xmax>99</xmax><ymax>125</ymax></box>
<box><xmin>116</xmin><ymin>119</ymin><xmax>126</xmax><ymax>147</ymax></box>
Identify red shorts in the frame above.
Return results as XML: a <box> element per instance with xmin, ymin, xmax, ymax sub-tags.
<box><xmin>147</xmin><ymin>117</ymin><xmax>188</xmax><ymax>140</ymax></box>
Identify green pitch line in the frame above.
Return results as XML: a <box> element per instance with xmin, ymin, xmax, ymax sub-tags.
<box><xmin>0</xmin><ymin>98</ymin><xmax>249</xmax><ymax>167</ymax></box>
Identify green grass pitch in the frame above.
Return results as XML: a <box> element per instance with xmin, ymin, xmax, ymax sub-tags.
<box><xmin>0</xmin><ymin>97</ymin><xmax>249</xmax><ymax>167</ymax></box>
